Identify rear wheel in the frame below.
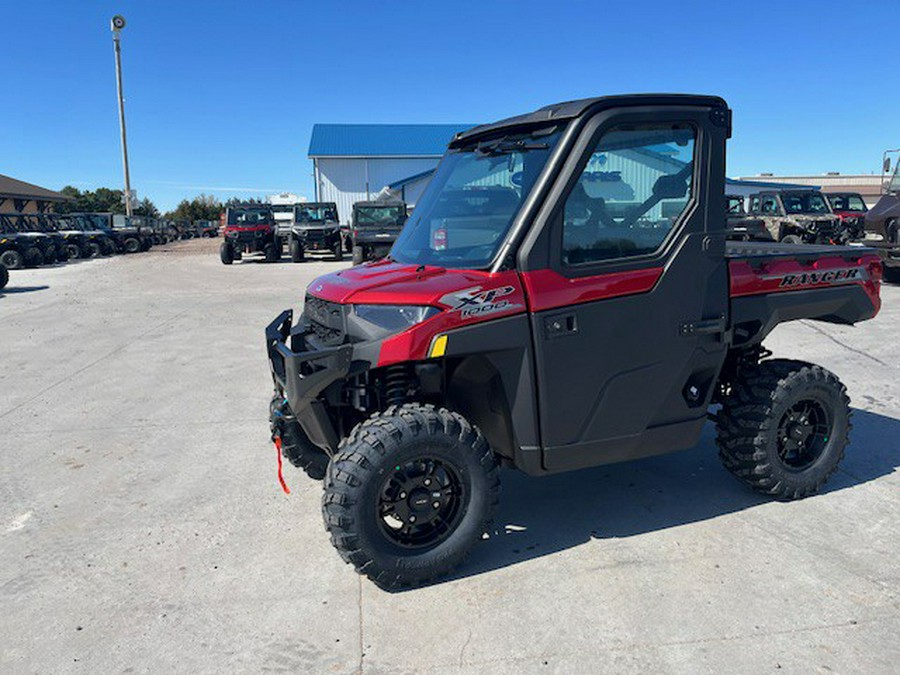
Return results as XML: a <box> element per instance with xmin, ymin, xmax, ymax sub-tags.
<box><xmin>352</xmin><ymin>245</ymin><xmax>365</xmax><ymax>265</ymax></box>
<box><xmin>290</xmin><ymin>239</ymin><xmax>305</xmax><ymax>263</ymax></box>
<box><xmin>781</xmin><ymin>234</ymin><xmax>803</xmax><ymax>245</ymax></box>
<box><xmin>716</xmin><ymin>359</ymin><xmax>850</xmax><ymax>500</ymax></box>
<box><xmin>0</xmin><ymin>263</ymin><xmax>8</xmax><ymax>291</ymax></box>
<box><xmin>1</xmin><ymin>250</ymin><xmax>24</xmax><ymax>270</ymax></box>
<box><xmin>323</xmin><ymin>404</ymin><xmax>500</xmax><ymax>588</ymax></box>
<box><xmin>24</xmin><ymin>248</ymin><xmax>43</xmax><ymax>267</ymax></box>
<box><xmin>219</xmin><ymin>241</ymin><xmax>234</xmax><ymax>265</ymax></box>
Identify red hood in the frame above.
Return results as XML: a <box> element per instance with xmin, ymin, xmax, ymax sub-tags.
<box><xmin>306</xmin><ymin>259</ymin><xmax>515</xmax><ymax>307</ymax></box>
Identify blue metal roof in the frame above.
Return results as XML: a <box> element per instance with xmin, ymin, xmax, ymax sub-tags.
<box><xmin>308</xmin><ymin>124</ymin><xmax>476</xmax><ymax>158</ymax></box>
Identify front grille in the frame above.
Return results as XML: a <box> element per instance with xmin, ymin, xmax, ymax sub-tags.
<box><xmin>304</xmin><ymin>294</ymin><xmax>345</xmax><ymax>345</ymax></box>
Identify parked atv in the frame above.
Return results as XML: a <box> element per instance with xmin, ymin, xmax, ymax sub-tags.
<box><xmin>220</xmin><ymin>205</ymin><xmax>279</xmax><ymax>264</ymax></box>
<box><xmin>287</xmin><ymin>202</ymin><xmax>343</xmax><ymax>262</ymax></box>
<box><xmin>112</xmin><ymin>214</ymin><xmax>155</xmax><ymax>252</ymax></box>
<box><xmin>825</xmin><ymin>192</ymin><xmax>868</xmax><ymax>243</ymax></box>
<box><xmin>265</xmin><ymin>94</ymin><xmax>883</xmax><ymax>588</ymax></box>
<box><xmin>1</xmin><ymin>214</ymin><xmax>57</xmax><ymax>266</ymax></box>
<box><xmin>747</xmin><ymin>190</ymin><xmax>840</xmax><ymax>244</ymax></box>
<box><xmin>0</xmin><ymin>225</ymin><xmax>44</xmax><ymax>269</ymax></box>
<box><xmin>60</xmin><ymin>214</ymin><xmax>117</xmax><ymax>256</ymax></box>
<box><xmin>725</xmin><ymin>195</ymin><xmax>772</xmax><ymax>242</ymax></box>
<box><xmin>350</xmin><ymin>201</ymin><xmax>408</xmax><ymax>264</ymax></box>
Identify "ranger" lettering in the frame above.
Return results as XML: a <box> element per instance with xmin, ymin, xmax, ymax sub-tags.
<box><xmin>778</xmin><ymin>268</ymin><xmax>862</xmax><ymax>288</ymax></box>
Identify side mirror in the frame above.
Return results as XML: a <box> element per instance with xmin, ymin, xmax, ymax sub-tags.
<box><xmin>652</xmin><ymin>174</ymin><xmax>688</xmax><ymax>200</ymax></box>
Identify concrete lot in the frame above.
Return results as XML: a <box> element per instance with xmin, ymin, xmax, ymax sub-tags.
<box><xmin>1</xmin><ymin>239</ymin><xmax>898</xmax><ymax>674</ymax></box>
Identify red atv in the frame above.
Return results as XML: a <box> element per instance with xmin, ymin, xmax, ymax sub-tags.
<box><xmin>220</xmin><ymin>205</ymin><xmax>279</xmax><ymax>264</ymax></box>
<box><xmin>266</xmin><ymin>94</ymin><xmax>883</xmax><ymax>588</ymax></box>
<box><xmin>826</xmin><ymin>191</ymin><xmax>868</xmax><ymax>242</ymax></box>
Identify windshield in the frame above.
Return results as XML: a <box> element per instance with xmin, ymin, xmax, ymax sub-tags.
<box><xmin>828</xmin><ymin>194</ymin><xmax>867</xmax><ymax>211</ymax></box>
<box><xmin>227</xmin><ymin>208</ymin><xmax>272</xmax><ymax>225</ymax></box>
<box><xmin>295</xmin><ymin>204</ymin><xmax>337</xmax><ymax>222</ymax></box>
<box><xmin>356</xmin><ymin>206</ymin><xmax>405</xmax><ymax>226</ymax></box>
<box><xmin>782</xmin><ymin>192</ymin><xmax>831</xmax><ymax>214</ymax></box>
<box><xmin>390</xmin><ymin>126</ymin><xmax>563</xmax><ymax>268</ymax></box>
<box><xmin>727</xmin><ymin>197</ymin><xmax>743</xmax><ymax>214</ymax></box>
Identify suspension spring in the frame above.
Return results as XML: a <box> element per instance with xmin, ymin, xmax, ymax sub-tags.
<box><xmin>384</xmin><ymin>364</ymin><xmax>411</xmax><ymax>407</ymax></box>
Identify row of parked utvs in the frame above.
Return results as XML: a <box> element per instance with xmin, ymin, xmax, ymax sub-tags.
<box><xmin>0</xmin><ymin>212</ymin><xmax>218</xmax><ymax>291</ymax></box>
<box><xmin>219</xmin><ymin>201</ymin><xmax>407</xmax><ymax>265</ymax></box>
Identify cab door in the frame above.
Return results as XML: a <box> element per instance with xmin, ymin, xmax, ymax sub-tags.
<box><xmin>519</xmin><ymin>106</ymin><xmax>730</xmax><ymax>472</ymax></box>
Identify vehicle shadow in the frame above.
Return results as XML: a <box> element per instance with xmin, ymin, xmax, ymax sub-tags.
<box><xmin>420</xmin><ymin>408</ymin><xmax>899</xmax><ymax>589</ymax></box>
<box><xmin>0</xmin><ymin>285</ymin><xmax>50</xmax><ymax>297</ymax></box>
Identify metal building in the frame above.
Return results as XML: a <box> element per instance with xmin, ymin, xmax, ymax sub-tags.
<box><xmin>308</xmin><ymin>124</ymin><xmax>474</xmax><ymax>223</ymax></box>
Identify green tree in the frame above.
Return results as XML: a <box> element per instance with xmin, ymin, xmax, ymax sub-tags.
<box><xmin>56</xmin><ymin>185</ymin><xmax>160</xmax><ymax>217</ymax></box>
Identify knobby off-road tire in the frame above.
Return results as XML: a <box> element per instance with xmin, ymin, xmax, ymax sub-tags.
<box><xmin>0</xmin><ymin>263</ymin><xmax>8</xmax><ymax>291</ymax></box>
<box><xmin>290</xmin><ymin>239</ymin><xmax>305</xmax><ymax>263</ymax></box>
<box><xmin>352</xmin><ymin>245</ymin><xmax>364</xmax><ymax>266</ymax></box>
<box><xmin>24</xmin><ymin>248</ymin><xmax>44</xmax><ymax>267</ymax></box>
<box><xmin>1</xmin><ymin>249</ymin><xmax>24</xmax><ymax>270</ymax></box>
<box><xmin>219</xmin><ymin>242</ymin><xmax>234</xmax><ymax>265</ymax></box>
<box><xmin>323</xmin><ymin>404</ymin><xmax>500</xmax><ymax>589</ymax></box>
<box><xmin>333</xmin><ymin>241</ymin><xmax>344</xmax><ymax>262</ymax></box>
<box><xmin>123</xmin><ymin>237</ymin><xmax>141</xmax><ymax>254</ymax></box>
<box><xmin>282</xmin><ymin>420</ymin><xmax>329</xmax><ymax>480</ymax></box>
<box><xmin>264</xmin><ymin>243</ymin><xmax>279</xmax><ymax>263</ymax></box>
<box><xmin>781</xmin><ymin>234</ymin><xmax>803</xmax><ymax>245</ymax></box>
<box><xmin>716</xmin><ymin>359</ymin><xmax>850</xmax><ymax>501</ymax></box>
<box><xmin>883</xmin><ymin>266</ymin><xmax>900</xmax><ymax>284</ymax></box>
<box><xmin>87</xmin><ymin>242</ymin><xmax>103</xmax><ymax>258</ymax></box>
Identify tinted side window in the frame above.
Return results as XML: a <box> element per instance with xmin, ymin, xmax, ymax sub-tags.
<box><xmin>749</xmin><ymin>196</ymin><xmax>760</xmax><ymax>213</ymax></box>
<box><xmin>562</xmin><ymin>123</ymin><xmax>696</xmax><ymax>265</ymax></box>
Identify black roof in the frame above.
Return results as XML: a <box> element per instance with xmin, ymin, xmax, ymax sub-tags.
<box><xmin>0</xmin><ymin>174</ymin><xmax>69</xmax><ymax>202</ymax></box>
<box><xmin>451</xmin><ymin>94</ymin><xmax>729</xmax><ymax>147</ymax></box>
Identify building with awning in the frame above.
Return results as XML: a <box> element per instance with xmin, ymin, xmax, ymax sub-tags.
<box><xmin>0</xmin><ymin>174</ymin><xmax>69</xmax><ymax>214</ymax></box>
<box><xmin>308</xmin><ymin>123</ymin><xmax>474</xmax><ymax>223</ymax></box>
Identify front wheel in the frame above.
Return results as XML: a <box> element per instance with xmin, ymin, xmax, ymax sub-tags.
<box><xmin>323</xmin><ymin>404</ymin><xmax>500</xmax><ymax>589</ymax></box>
<box><xmin>87</xmin><ymin>242</ymin><xmax>103</xmax><ymax>259</ymax></box>
<box><xmin>1</xmin><ymin>250</ymin><xmax>25</xmax><ymax>270</ymax></box>
<box><xmin>66</xmin><ymin>243</ymin><xmax>82</xmax><ymax>260</ymax></box>
<box><xmin>781</xmin><ymin>234</ymin><xmax>803</xmax><ymax>245</ymax></box>
<box><xmin>264</xmin><ymin>242</ymin><xmax>279</xmax><ymax>263</ymax></box>
<box><xmin>290</xmin><ymin>239</ymin><xmax>305</xmax><ymax>263</ymax></box>
<box><xmin>333</xmin><ymin>240</ymin><xmax>344</xmax><ymax>262</ymax></box>
<box><xmin>0</xmin><ymin>263</ymin><xmax>8</xmax><ymax>291</ymax></box>
<box><xmin>219</xmin><ymin>241</ymin><xmax>234</xmax><ymax>265</ymax></box>
<box><xmin>123</xmin><ymin>237</ymin><xmax>141</xmax><ymax>254</ymax></box>
<box><xmin>352</xmin><ymin>245</ymin><xmax>365</xmax><ymax>265</ymax></box>
<box><xmin>716</xmin><ymin>359</ymin><xmax>850</xmax><ymax>500</ymax></box>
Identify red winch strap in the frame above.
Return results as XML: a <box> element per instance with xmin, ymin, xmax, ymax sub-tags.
<box><xmin>274</xmin><ymin>437</ymin><xmax>290</xmax><ymax>495</ymax></box>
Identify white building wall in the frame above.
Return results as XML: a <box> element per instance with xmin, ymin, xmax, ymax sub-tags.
<box><xmin>315</xmin><ymin>157</ymin><xmax>441</xmax><ymax>223</ymax></box>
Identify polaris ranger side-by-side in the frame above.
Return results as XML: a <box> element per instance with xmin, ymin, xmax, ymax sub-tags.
<box><xmin>0</xmin><ymin>220</ymin><xmax>45</xmax><ymax>269</ymax></box>
<box><xmin>220</xmin><ymin>205</ymin><xmax>279</xmax><ymax>264</ymax></box>
<box><xmin>265</xmin><ymin>95</ymin><xmax>883</xmax><ymax>588</ymax></box>
<box><xmin>747</xmin><ymin>190</ymin><xmax>840</xmax><ymax>244</ymax></box>
<box><xmin>725</xmin><ymin>194</ymin><xmax>772</xmax><ymax>242</ymax></box>
<box><xmin>350</xmin><ymin>201</ymin><xmax>408</xmax><ymax>265</ymax></box>
<box><xmin>287</xmin><ymin>202</ymin><xmax>344</xmax><ymax>262</ymax></box>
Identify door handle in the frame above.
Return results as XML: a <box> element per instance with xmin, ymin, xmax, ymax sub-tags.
<box><xmin>544</xmin><ymin>312</ymin><xmax>578</xmax><ymax>339</ymax></box>
<box><xmin>679</xmin><ymin>315</ymin><xmax>726</xmax><ymax>337</ymax></box>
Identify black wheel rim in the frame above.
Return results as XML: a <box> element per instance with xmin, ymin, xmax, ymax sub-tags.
<box><xmin>377</xmin><ymin>457</ymin><xmax>465</xmax><ymax>549</ymax></box>
<box><xmin>776</xmin><ymin>398</ymin><xmax>832</xmax><ymax>470</ymax></box>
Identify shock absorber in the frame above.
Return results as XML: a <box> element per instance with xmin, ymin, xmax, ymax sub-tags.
<box><xmin>384</xmin><ymin>364</ymin><xmax>411</xmax><ymax>407</ymax></box>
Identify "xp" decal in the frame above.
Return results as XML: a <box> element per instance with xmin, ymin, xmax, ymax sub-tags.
<box><xmin>442</xmin><ymin>286</ymin><xmax>520</xmax><ymax>318</ymax></box>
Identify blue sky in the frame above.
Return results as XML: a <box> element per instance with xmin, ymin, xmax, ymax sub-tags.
<box><xmin>3</xmin><ymin>0</ymin><xmax>896</xmax><ymax>211</ymax></box>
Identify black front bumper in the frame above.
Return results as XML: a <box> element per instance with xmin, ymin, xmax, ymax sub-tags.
<box><xmin>266</xmin><ymin>310</ymin><xmax>353</xmax><ymax>451</ymax></box>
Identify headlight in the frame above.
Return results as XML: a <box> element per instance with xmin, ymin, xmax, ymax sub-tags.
<box><xmin>352</xmin><ymin>304</ymin><xmax>440</xmax><ymax>331</ymax></box>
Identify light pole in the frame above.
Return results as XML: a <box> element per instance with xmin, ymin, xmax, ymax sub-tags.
<box><xmin>110</xmin><ymin>14</ymin><xmax>133</xmax><ymax>217</ymax></box>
